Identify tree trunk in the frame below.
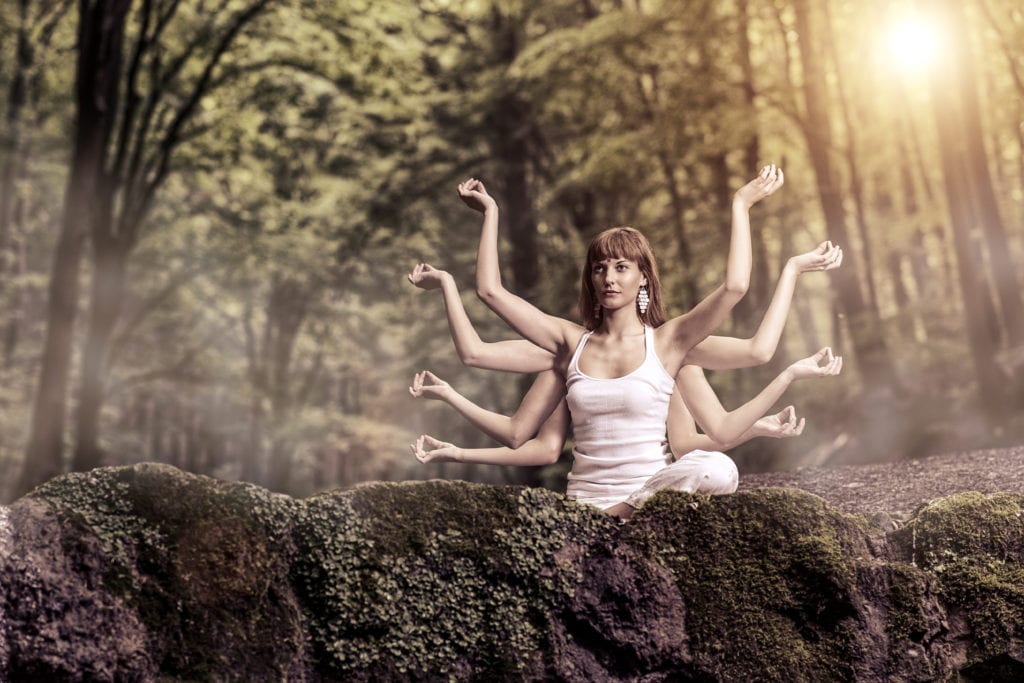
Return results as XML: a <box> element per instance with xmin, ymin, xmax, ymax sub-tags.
<box><xmin>938</xmin><ymin>0</ymin><xmax>1024</xmax><ymax>350</ymax></box>
<box><xmin>0</xmin><ymin>0</ymin><xmax>31</xmax><ymax>278</ymax></box>
<box><xmin>929</xmin><ymin>62</ymin><xmax>1008</xmax><ymax>415</ymax></box>
<box><xmin>72</xmin><ymin>238</ymin><xmax>126</xmax><ymax>471</ymax></box>
<box><xmin>791</xmin><ymin>0</ymin><xmax>894</xmax><ymax>388</ymax></box>
<box><xmin>18</xmin><ymin>0</ymin><xmax>133</xmax><ymax>496</ymax></box>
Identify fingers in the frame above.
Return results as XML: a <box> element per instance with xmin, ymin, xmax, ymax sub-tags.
<box><xmin>811</xmin><ymin>346</ymin><xmax>832</xmax><ymax>364</ymax></box>
<box><xmin>422</xmin><ymin>370</ymin><xmax>444</xmax><ymax>385</ymax></box>
<box><xmin>793</xmin><ymin>417</ymin><xmax>806</xmax><ymax>435</ymax></box>
<box><xmin>409</xmin><ymin>370</ymin><xmax>424</xmax><ymax>397</ymax></box>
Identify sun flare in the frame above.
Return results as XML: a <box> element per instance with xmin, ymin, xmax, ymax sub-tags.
<box><xmin>887</xmin><ymin>14</ymin><xmax>940</xmax><ymax>71</ymax></box>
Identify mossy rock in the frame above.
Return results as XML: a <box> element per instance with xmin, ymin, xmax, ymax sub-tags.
<box><xmin>898</xmin><ymin>492</ymin><xmax>1024</xmax><ymax>676</ymax></box>
<box><xmin>3</xmin><ymin>466</ymin><xmax>1024</xmax><ymax>681</ymax></box>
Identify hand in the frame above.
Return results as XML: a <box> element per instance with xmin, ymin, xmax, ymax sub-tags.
<box><xmin>407</xmin><ymin>262</ymin><xmax>450</xmax><ymax>291</ymax></box>
<box><xmin>788</xmin><ymin>241</ymin><xmax>843</xmax><ymax>273</ymax></box>
<box><xmin>752</xmin><ymin>405</ymin><xmax>806</xmax><ymax>439</ymax></box>
<box><xmin>410</xmin><ymin>434</ymin><xmax>461</xmax><ymax>463</ymax></box>
<box><xmin>734</xmin><ymin>164</ymin><xmax>785</xmax><ymax>209</ymax></box>
<box><xmin>457</xmin><ymin>178</ymin><xmax>497</xmax><ymax>213</ymax></box>
<box><xmin>786</xmin><ymin>347</ymin><xmax>843</xmax><ymax>381</ymax></box>
<box><xmin>409</xmin><ymin>370</ymin><xmax>452</xmax><ymax>401</ymax></box>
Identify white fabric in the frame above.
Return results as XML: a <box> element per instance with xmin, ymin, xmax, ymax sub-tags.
<box><xmin>565</xmin><ymin>326</ymin><xmax>676</xmax><ymax>507</ymax></box>
<box><xmin>623</xmin><ymin>449</ymin><xmax>739</xmax><ymax>509</ymax></box>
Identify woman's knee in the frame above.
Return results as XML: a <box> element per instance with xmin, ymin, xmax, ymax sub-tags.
<box><xmin>695</xmin><ymin>452</ymin><xmax>738</xmax><ymax>495</ymax></box>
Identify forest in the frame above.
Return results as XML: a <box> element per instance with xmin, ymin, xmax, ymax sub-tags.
<box><xmin>0</xmin><ymin>0</ymin><xmax>1022</xmax><ymax>503</ymax></box>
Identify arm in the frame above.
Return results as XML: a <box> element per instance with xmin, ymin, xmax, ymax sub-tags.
<box><xmin>458</xmin><ymin>178</ymin><xmax>580</xmax><ymax>357</ymax></box>
<box><xmin>411</xmin><ymin>400</ymin><xmax>570</xmax><ymax>466</ymax></box>
<box><xmin>410</xmin><ymin>369</ymin><xmax>565</xmax><ymax>448</ymax></box>
<box><xmin>656</xmin><ymin>165</ymin><xmax>785</xmax><ymax>372</ymax></box>
<box><xmin>408</xmin><ymin>262</ymin><xmax>554</xmax><ymax>373</ymax></box>
<box><xmin>686</xmin><ymin>241</ymin><xmax>844</xmax><ymax>370</ymax></box>
<box><xmin>666</xmin><ymin>382</ymin><xmax>806</xmax><ymax>457</ymax></box>
<box><xmin>675</xmin><ymin>348</ymin><xmax>841</xmax><ymax>445</ymax></box>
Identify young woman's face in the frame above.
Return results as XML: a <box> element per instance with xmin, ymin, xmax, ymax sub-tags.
<box><xmin>591</xmin><ymin>257</ymin><xmax>647</xmax><ymax>312</ymax></box>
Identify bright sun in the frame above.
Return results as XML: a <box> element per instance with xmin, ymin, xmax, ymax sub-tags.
<box><xmin>887</xmin><ymin>14</ymin><xmax>940</xmax><ymax>71</ymax></box>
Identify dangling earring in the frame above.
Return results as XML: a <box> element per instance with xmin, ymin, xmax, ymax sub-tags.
<box><xmin>637</xmin><ymin>285</ymin><xmax>650</xmax><ymax>315</ymax></box>
<box><xmin>593</xmin><ymin>300</ymin><xmax>602</xmax><ymax>319</ymax></box>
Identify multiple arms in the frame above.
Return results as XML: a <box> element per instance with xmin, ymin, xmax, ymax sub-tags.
<box><xmin>686</xmin><ymin>241</ymin><xmax>843</xmax><ymax>370</ymax></box>
<box><xmin>675</xmin><ymin>349</ymin><xmax>842</xmax><ymax>446</ymax></box>
<box><xmin>655</xmin><ymin>165</ymin><xmax>784</xmax><ymax>373</ymax></box>
<box><xmin>666</xmin><ymin>382</ymin><xmax>806</xmax><ymax>457</ymax></box>
<box><xmin>411</xmin><ymin>400</ymin><xmax>570</xmax><ymax>466</ymax></box>
<box><xmin>459</xmin><ymin>178</ymin><xmax>581</xmax><ymax>358</ymax></box>
<box><xmin>408</xmin><ymin>263</ymin><xmax>554</xmax><ymax>373</ymax></box>
<box><xmin>409</xmin><ymin>369</ymin><xmax>564</xmax><ymax>448</ymax></box>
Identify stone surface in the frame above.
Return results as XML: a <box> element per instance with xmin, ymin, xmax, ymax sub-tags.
<box><xmin>1</xmin><ymin>463</ymin><xmax>1024</xmax><ymax>681</ymax></box>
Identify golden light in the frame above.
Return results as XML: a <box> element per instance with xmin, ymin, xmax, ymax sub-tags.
<box><xmin>887</xmin><ymin>13</ymin><xmax>940</xmax><ymax>71</ymax></box>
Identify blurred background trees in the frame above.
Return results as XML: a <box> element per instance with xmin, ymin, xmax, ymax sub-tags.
<box><xmin>1</xmin><ymin>0</ymin><xmax>1022</xmax><ymax>501</ymax></box>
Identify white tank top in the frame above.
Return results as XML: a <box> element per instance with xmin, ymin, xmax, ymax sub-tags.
<box><xmin>565</xmin><ymin>326</ymin><xmax>675</xmax><ymax>506</ymax></box>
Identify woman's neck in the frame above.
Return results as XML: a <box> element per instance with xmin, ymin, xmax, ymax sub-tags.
<box><xmin>599</xmin><ymin>307</ymin><xmax>645</xmax><ymax>338</ymax></box>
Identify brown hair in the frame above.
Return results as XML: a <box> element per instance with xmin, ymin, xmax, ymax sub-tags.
<box><xmin>578</xmin><ymin>226</ymin><xmax>666</xmax><ymax>331</ymax></box>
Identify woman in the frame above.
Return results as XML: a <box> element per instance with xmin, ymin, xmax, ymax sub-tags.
<box><xmin>412</xmin><ymin>167</ymin><xmax>842</xmax><ymax>516</ymax></box>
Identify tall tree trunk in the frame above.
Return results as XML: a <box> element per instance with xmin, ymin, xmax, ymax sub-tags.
<box><xmin>791</xmin><ymin>0</ymin><xmax>894</xmax><ymax>388</ymax></box>
<box><xmin>18</xmin><ymin>0</ymin><xmax>133</xmax><ymax>496</ymax></box>
<box><xmin>0</xmin><ymin>0</ymin><xmax>31</xmax><ymax>277</ymax></box>
<box><xmin>929</xmin><ymin>62</ymin><xmax>1008</xmax><ymax>415</ymax></box>
<box><xmin>72</xmin><ymin>238</ymin><xmax>127</xmax><ymax>471</ymax></box>
<box><xmin>821</xmin><ymin>0</ymin><xmax>881</xmax><ymax>322</ymax></box>
<box><xmin>938</xmin><ymin>0</ymin><xmax>1024</xmax><ymax>350</ymax></box>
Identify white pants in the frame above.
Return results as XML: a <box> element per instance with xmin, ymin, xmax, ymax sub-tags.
<box><xmin>622</xmin><ymin>450</ymin><xmax>739</xmax><ymax>509</ymax></box>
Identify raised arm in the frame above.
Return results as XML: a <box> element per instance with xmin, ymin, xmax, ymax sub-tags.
<box><xmin>686</xmin><ymin>240</ymin><xmax>844</xmax><ymax>370</ymax></box>
<box><xmin>411</xmin><ymin>400</ymin><xmax>570</xmax><ymax>466</ymax></box>
<box><xmin>656</xmin><ymin>165</ymin><xmax>785</xmax><ymax>373</ymax></box>
<box><xmin>458</xmin><ymin>178</ymin><xmax>581</xmax><ymax>358</ymax></box>
<box><xmin>408</xmin><ymin>262</ymin><xmax>554</xmax><ymax>373</ymax></box>
<box><xmin>675</xmin><ymin>348</ymin><xmax>841</xmax><ymax>445</ymax></box>
<box><xmin>410</xmin><ymin>369</ymin><xmax>565</xmax><ymax>448</ymax></box>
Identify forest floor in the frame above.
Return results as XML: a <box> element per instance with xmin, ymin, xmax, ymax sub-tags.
<box><xmin>739</xmin><ymin>444</ymin><xmax>1024</xmax><ymax>522</ymax></box>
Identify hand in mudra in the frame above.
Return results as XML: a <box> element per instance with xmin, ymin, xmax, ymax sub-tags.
<box><xmin>410</xmin><ymin>434</ymin><xmax>460</xmax><ymax>463</ymax></box>
<box><xmin>457</xmin><ymin>178</ymin><xmax>496</xmax><ymax>213</ymax></box>
<box><xmin>787</xmin><ymin>347</ymin><xmax>843</xmax><ymax>381</ymax></box>
<box><xmin>408</xmin><ymin>370</ymin><xmax>451</xmax><ymax>401</ymax></box>
<box><xmin>407</xmin><ymin>263</ymin><xmax>449</xmax><ymax>290</ymax></box>
<box><xmin>790</xmin><ymin>241</ymin><xmax>844</xmax><ymax>273</ymax></box>
<box><xmin>734</xmin><ymin>164</ymin><xmax>785</xmax><ymax>209</ymax></box>
<box><xmin>753</xmin><ymin>405</ymin><xmax>806</xmax><ymax>439</ymax></box>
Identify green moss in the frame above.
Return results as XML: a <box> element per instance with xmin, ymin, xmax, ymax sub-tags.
<box><xmin>902</xmin><ymin>493</ymin><xmax>1024</xmax><ymax>665</ymax></box>
<box><xmin>291</xmin><ymin>481</ymin><xmax>615</xmax><ymax>679</ymax></box>
<box><xmin>624</xmin><ymin>487</ymin><xmax>873</xmax><ymax>682</ymax></box>
<box><xmin>903</xmin><ymin>492</ymin><xmax>1024</xmax><ymax>570</ymax></box>
<box><xmin>884</xmin><ymin>562</ymin><xmax>932</xmax><ymax>644</ymax></box>
<box><xmin>30</xmin><ymin>464</ymin><xmax>303</xmax><ymax>680</ymax></box>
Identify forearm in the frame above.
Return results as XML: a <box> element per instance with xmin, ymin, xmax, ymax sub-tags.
<box><xmin>451</xmin><ymin>439</ymin><xmax>561</xmax><ymax>466</ymax></box>
<box><xmin>439</xmin><ymin>388</ymin><xmax>516</xmax><ymax>447</ymax></box>
<box><xmin>687</xmin><ymin>370</ymin><xmax>794</xmax><ymax>445</ymax></box>
<box><xmin>439</xmin><ymin>276</ymin><xmax>489</xmax><ymax>367</ymax></box>
<box><xmin>475</xmin><ymin>205</ymin><xmax>504</xmax><ymax>299</ymax></box>
<box><xmin>747</xmin><ymin>261</ymin><xmax>800</xmax><ymax>362</ymax></box>
<box><xmin>725</xmin><ymin>198</ymin><xmax>753</xmax><ymax>294</ymax></box>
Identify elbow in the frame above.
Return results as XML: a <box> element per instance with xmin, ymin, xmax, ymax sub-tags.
<box><xmin>749</xmin><ymin>345</ymin><xmax>774</xmax><ymax>365</ymax></box>
<box><xmin>460</xmin><ymin>350</ymin><xmax>483</xmax><ymax>368</ymax></box>
<box><xmin>540</xmin><ymin>446</ymin><xmax>562</xmax><ymax>465</ymax></box>
<box><xmin>476</xmin><ymin>284</ymin><xmax>499</xmax><ymax>302</ymax></box>
<box><xmin>724</xmin><ymin>278</ymin><xmax>749</xmax><ymax>297</ymax></box>
<box><xmin>704</xmin><ymin>425</ymin><xmax>741</xmax><ymax>446</ymax></box>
